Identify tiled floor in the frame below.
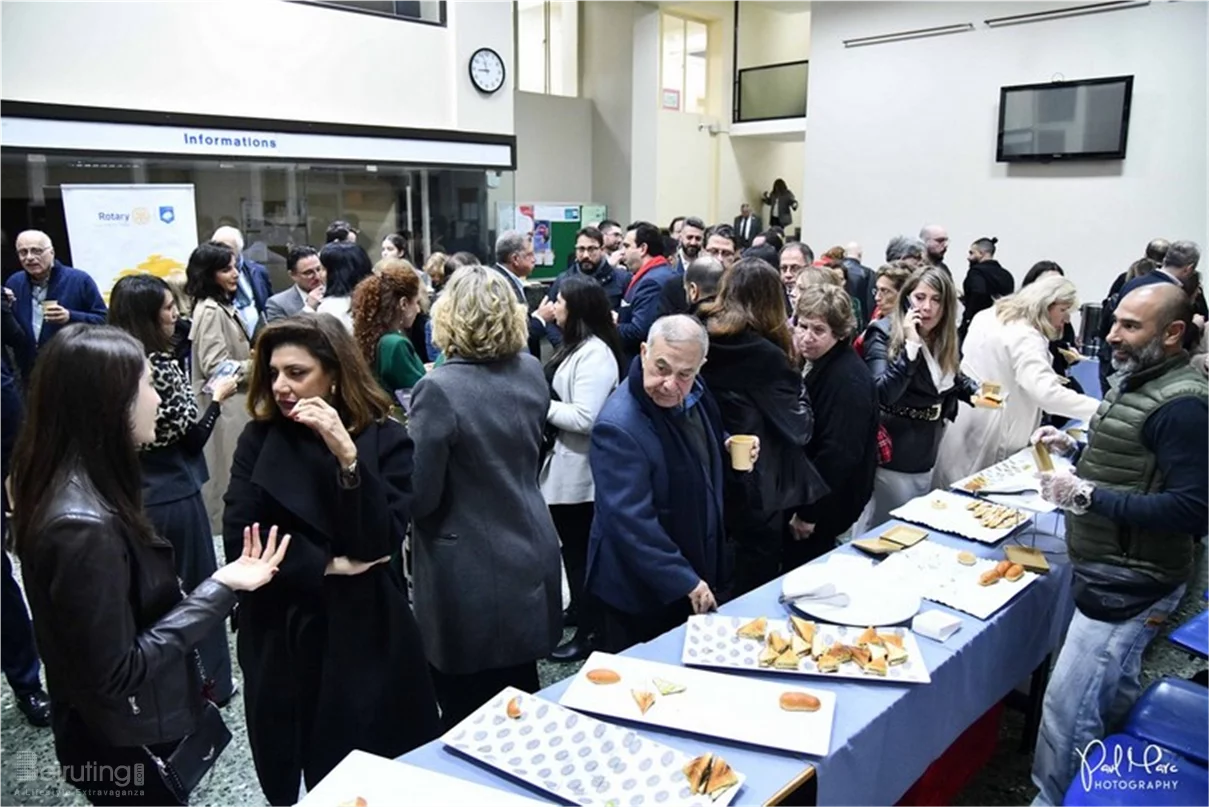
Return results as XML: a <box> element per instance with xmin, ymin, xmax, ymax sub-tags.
<box><xmin>2</xmin><ymin>549</ymin><xmax>1204</xmax><ymax>806</ymax></box>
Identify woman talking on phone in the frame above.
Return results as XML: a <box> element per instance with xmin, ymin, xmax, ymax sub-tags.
<box><xmin>223</xmin><ymin>315</ymin><xmax>441</xmax><ymax>804</ymax></box>
<box><xmin>860</xmin><ymin>267</ymin><xmax>979</xmax><ymax>530</ymax></box>
<box><xmin>11</xmin><ymin>324</ymin><xmax>288</xmax><ymax>806</ymax></box>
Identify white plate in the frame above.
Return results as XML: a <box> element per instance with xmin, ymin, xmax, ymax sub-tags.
<box><xmin>781</xmin><ymin>563</ymin><xmax>921</xmax><ymax>626</ymax></box>
<box><xmin>441</xmin><ymin>688</ymin><xmax>746</xmax><ymax>807</ymax></box>
<box><xmin>890</xmin><ymin>490</ymin><xmax>1033</xmax><ymax>545</ymax></box>
<box><xmin>950</xmin><ymin>447</ymin><xmax>1074</xmax><ymax>514</ymax></box>
<box><xmin>682</xmin><ymin>616</ymin><xmax>932</xmax><ymax>685</ymax></box>
<box><xmin>560</xmin><ymin>651</ymin><xmax>836</xmax><ymax>756</ymax></box>
<box><xmin>872</xmin><ymin>543</ymin><xmax>1039</xmax><ymax>620</ymax></box>
<box><xmin>298</xmin><ymin>750</ymin><xmax>545</xmax><ymax>807</ymax></box>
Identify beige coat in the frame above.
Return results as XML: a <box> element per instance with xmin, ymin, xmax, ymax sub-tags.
<box><xmin>933</xmin><ymin>309</ymin><xmax>1100</xmax><ymax>487</ymax></box>
<box><xmin>189</xmin><ymin>297</ymin><xmax>253</xmax><ymax>535</ymax></box>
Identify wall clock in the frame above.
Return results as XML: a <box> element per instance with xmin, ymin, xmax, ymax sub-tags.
<box><xmin>469</xmin><ymin>47</ymin><xmax>506</xmax><ymax>95</ymax></box>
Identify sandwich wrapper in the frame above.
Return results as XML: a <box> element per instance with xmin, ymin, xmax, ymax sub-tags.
<box><xmin>911</xmin><ymin>609</ymin><xmax>962</xmax><ymax>642</ymax></box>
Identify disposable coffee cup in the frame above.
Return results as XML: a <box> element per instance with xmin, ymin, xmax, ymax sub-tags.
<box><xmin>42</xmin><ymin>299</ymin><xmax>57</xmax><ymax>309</ymax></box>
<box><xmin>729</xmin><ymin>435</ymin><xmax>756</xmax><ymax>471</ymax></box>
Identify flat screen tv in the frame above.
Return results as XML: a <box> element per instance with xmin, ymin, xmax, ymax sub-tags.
<box><xmin>996</xmin><ymin>75</ymin><xmax>1133</xmax><ymax>162</ymax></box>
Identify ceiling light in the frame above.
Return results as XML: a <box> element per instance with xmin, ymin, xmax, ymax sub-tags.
<box><xmin>984</xmin><ymin>1</ymin><xmax>1150</xmax><ymax>28</ymax></box>
<box><xmin>843</xmin><ymin>22</ymin><xmax>974</xmax><ymax>48</ymax></box>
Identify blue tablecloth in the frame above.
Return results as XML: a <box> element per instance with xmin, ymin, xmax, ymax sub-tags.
<box><xmin>400</xmin><ymin>514</ymin><xmax>1075</xmax><ymax>805</ymax></box>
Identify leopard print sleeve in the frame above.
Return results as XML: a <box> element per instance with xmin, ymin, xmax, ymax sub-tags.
<box><xmin>148</xmin><ymin>352</ymin><xmax>199</xmax><ymax>449</ymax></box>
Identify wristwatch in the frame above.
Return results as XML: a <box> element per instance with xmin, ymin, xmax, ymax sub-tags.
<box><xmin>337</xmin><ymin>457</ymin><xmax>359</xmax><ymax>488</ymax></box>
<box><xmin>1072</xmin><ymin>481</ymin><xmax>1095</xmax><ymax>513</ymax></box>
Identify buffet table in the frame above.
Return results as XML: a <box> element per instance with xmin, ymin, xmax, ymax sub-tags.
<box><xmin>398</xmin><ymin>511</ymin><xmax>1075</xmax><ymax>806</ymax></box>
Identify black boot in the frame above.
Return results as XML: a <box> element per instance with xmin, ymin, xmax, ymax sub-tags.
<box><xmin>15</xmin><ymin>688</ymin><xmax>50</xmax><ymax>728</ymax></box>
<box><xmin>549</xmin><ymin>631</ymin><xmax>595</xmax><ymax>662</ymax></box>
<box><xmin>562</xmin><ymin>605</ymin><xmax>578</xmax><ymax>629</ymax></box>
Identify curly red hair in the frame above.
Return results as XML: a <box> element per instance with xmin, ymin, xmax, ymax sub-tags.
<box><xmin>350</xmin><ymin>260</ymin><xmax>422</xmax><ymax>367</ymax></box>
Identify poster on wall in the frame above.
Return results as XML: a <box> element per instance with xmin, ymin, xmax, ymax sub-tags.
<box><xmin>61</xmin><ymin>184</ymin><xmax>199</xmax><ymax>299</ymax></box>
<box><xmin>581</xmin><ymin>205</ymin><xmax>607</xmax><ymax>226</ymax></box>
<box><xmin>532</xmin><ymin>220</ymin><xmax>553</xmax><ymax>265</ymax></box>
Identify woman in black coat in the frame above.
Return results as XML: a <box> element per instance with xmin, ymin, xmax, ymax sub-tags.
<box><xmin>109</xmin><ymin>274</ymin><xmax>240</xmax><ymax>705</ymax></box>
<box><xmin>787</xmin><ymin>285</ymin><xmax>879</xmax><ymax>565</ymax></box>
<box><xmin>223</xmin><ymin>315</ymin><xmax>441</xmax><ymax>805</ymax></box>
<box><xmin>12</xmin><ymin>325</ymin><xmax>287</xmax><ymax>806</ymax></box>
<box><xmin>861</xmin><ymin>267</ymin><xmax>978</xmax><ymax>533</ymax></box>
<box><xmin>698</xmin><ymin>258</ymin><xmax>826</xmax><ymax>595</ymax></box>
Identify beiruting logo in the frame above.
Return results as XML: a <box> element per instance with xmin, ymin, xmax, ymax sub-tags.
<box><xmin>183</xmin><ymin>131</ymin><xmax>278</xmax><ymax>149</ymax></box>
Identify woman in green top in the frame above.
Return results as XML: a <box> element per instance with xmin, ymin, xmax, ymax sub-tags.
<box><xmin>351</xmin><ymin>260</ymin><xmax>427</xmax><ymax>394</ymax></box>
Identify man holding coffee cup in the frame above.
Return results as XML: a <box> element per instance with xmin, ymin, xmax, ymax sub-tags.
<box><xmin>586</xmin><ymin>315</ymin><xmax>759</xmax><ymax>653</ymax></box>
<box><xmin>4</xmin><ymin>230</ymin><xmax>108</xmax><ymax>380</ymax></box>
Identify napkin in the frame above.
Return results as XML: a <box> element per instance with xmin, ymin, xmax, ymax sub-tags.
<box><xmin>783</xmin><ymin>580</ymin><xmax>837</xmax><ymax>601</ymax></box>
<box><xmin>912</xmin><ymin>609</ymin><xmax>962</xmax><ymax>642</ymax></box>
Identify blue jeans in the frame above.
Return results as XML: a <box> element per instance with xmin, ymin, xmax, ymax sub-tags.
<box><xmin>1030</xmin><ymin>583</ymin><xmax>1186</xmax><ymax>806</ymax></box>
<box><xmin>1</xmin><ymin>548</ymin><xmax>42</xmax><ymax>694</ymax></box>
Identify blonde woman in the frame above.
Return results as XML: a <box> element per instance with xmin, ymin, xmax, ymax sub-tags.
<box><xmin>408</xmin><ymin>266</ymin><xmax>562</xmax><ymax>728</ymax></box>
<box><xmin>934</xmin><ymin>275</ymin><xmax>1100</xmax><ymax>486</ymax></box>
<box><xmin>860</xmin><ymin>267</ymin><xmax>979</xmax><ymax>529</ymax></box>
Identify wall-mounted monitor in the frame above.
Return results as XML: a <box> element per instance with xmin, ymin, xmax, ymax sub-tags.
<box><xmin>996</xmin><ymin>75</ymin><xmax>1134</xmax><ymax>162</ymax></box>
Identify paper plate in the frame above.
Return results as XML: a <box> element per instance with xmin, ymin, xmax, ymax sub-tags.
<box><xmin>780</xmin><ymin>563</ymin><xmax>921</xmax><ymax>627</ymax></box>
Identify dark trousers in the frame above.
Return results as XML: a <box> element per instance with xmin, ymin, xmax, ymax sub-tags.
<box><xmin>429</xmin><ymin>661</ymin><xmax>540</xmax><ymax>731</ymax></box>
<box><xmin>782</xmin><ymin>528</ymin><xmax>837</xmax><ymax>573</ymax></box>
<box><xmin>598</xmin><ymin>599</ymin><xmax>693</xmax><ymax>654</ymax></box>
<box><xmin>0</xmin><ymin>382</ymin><xmax>40</xmax><ymax>696</ymax></box>
<box><xmin>730</xmin><ymin>509</ymin><xmax>789</xmax><ymax>599</ymax></box>
<box><xmin>146</xmin><ymin>493</ymin><xmax>234</xmax><ymax>702</ymax></box>
<box><xmin>550</xmin><ymin>502</ymin><xmax>597</xmax><ymax>636</ymax></box>
<box><xmin>52</xmin><ymin>706</ymin><xmax>183</xmax><ymax>806</ymax></box>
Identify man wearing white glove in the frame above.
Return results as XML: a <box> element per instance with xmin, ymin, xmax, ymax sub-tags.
<box><xmin>1030</xmin><ymin>283</ymin><xmax>1208</xmax><ymax>805</ymax></box>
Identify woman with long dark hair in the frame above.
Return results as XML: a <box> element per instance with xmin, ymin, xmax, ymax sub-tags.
<box><xmin>762</xmin><ymin>178</ymin><xmax>798</xmax><ymax>228</ymax></box>
<box><xmin>186</xmin><ymin>241</ymin><xmax>253</xmax><ymax>535</ymax></box>
<box><xmin>316</xmin><ymin>241</ymin><xmax>374</xmax><ymax>331</ymax></box>
<box><xmin>351</xmin><ymin>261</ymin><xmax>427</xmax><ymax>394</ymax></box>
<box><xmin>109</xmin><ymin>273</ymin><xmax>240</xmax><ymax>705</ymax></box>
<box><xmin>224</xmin><ymin>315</ymin><xmax>441</xmax><ymax>804</ymax></box>
<box><xmin>12</xmin><ymin>324</ymin><xmax>287</xmax><ymax>806</ymax></box>
<box><xmin>697</xmin><ymin>258</ymin><xmax>825</xmax><ymax>593</ymax></box>
<box><xmin>540</xmin><ymin>275</ymin><xmax>625</xmax><ymax>661</ymax></box>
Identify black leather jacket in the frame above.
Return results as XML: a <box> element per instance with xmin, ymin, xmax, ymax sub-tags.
<box><xmin>18</xmin><ymin>473</ymin><xmax>237</xmax><ymax>747</ymax></box>
<box><xmin>863</xmin><ymin>320</ymin><xmax>977</xmax><ymax>474</ymax></box>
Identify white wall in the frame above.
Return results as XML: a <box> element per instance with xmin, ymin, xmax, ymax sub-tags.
<box><xmin>803</xmin><ymin>1</ymin><xmax>1208</xmax><ymax>310</ymax></box>
<box><xmin>1</xmin><ymin>0</ymin><xmax>514</xmax><ymax>135</ymax></box>
<box><xmin>581</xmin><ymin>0</ymin><xmax>635</xmax><ymax>223</ymax></box>
<box><xmin>513</xmin><ymin>91</ymin><xmax>593</xmax><ymax>202</ymax></box>
<box><xmin>737</xmin><ymin>3</ymin><xmax>811</xmax><ymax>68</ymax></box>
<box><xmin>656</xmin><ymin>109</ymin><xmax>715</xmax><ymax>225</ymax></box>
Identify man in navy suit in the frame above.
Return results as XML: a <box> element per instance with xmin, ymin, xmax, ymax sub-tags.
<box><xmin>4</xmin><ymin>230</ymin><xmax>108</xmax><ymax>379</ymax></box>
<box><xmin>586</xmin><ymin>315</ymin><xmax>758</xmax><ymax>652</ymax></box>
<box><xmin>617</xmin><ymin>221</ymin><xmax>678</xmax><ymax>363</ymax></box>
<box><xmin>212</xmin><ymin>226</ymin><xmax>272</xmax><ymax>333</ymax></box>
<box><xmin>492</xmin><ymin>230</ymin><xmax>553</xmax><ymax>358</ymax></box>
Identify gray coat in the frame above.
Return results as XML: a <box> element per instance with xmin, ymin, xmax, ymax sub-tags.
<box><xmin>409</xmin><ymin>353</ymin><xmax>562</xmax><ymax>675</ymax></box>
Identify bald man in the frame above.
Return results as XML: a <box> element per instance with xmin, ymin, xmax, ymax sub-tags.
<box><xmin>1029</xmin><ymin>282</ymin><xmax>1208</xmax><ymax>806</ymax></box>
<box><xmin>3</xmin><ymin>230</ymin><xmax>107</xmax><ymax>378</ymax></box>
<box><xmin>919</xmin><ymin>224</ymin><xmax>950</xmax><ymax>276</ymax></box>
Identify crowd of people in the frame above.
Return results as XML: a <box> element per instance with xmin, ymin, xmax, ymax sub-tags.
<box><xmin>0</xmin><ymin>216</ymin><xmax>1205</xmax><ymax>806</ymax></box>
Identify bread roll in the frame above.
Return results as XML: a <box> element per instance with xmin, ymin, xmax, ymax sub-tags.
<box><xmin>979</xmin><ymin>569</ymin><xmax>1001</xmax><ymax>586</ymax></box>
<box><xmin>779</xmin><ymin>692</ymin><xmax>822</xmax><ymax>712</ymax></box>
<box><xmin>586</xmin><ymin>668</ymin><xmax>621</xmax><ymax>685</ymax></box>
<box><xmin>1005</xmin><ymin>563</ymin><xmax>1025</xmax><ymax>582</ymax></box>
<box><xmin>995</xmin><ymin>560</ymin><xmax>1012</xmax><ymax>576</ymax></box>
<box><xmin>957</xmin><ymin>551</ymin><xmax>977</xmax><ymax>566</ymax></box>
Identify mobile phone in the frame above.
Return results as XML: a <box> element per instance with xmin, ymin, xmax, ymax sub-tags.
<box><xmin>203</xmin><ymin>360</ymin><xmax>240</xmax><ymax>395</ymax></box>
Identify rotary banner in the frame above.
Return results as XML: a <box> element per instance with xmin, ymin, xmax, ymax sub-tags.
<box><xmin>60</xmin><ymin>184</ymin><xmax>199</xmax><ymax>299</ymax></box>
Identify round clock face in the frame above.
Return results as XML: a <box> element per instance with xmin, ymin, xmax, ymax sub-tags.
<box><xmin>469</xmin><ymin>48</ymin><xmax>506</xmax><ymax>94</ymax></box>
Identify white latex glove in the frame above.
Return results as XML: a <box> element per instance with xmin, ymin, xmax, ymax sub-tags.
<box><xmin>1031</xmin><ymin>425</ymin><xmax>1077</xmax><ymax>459</ymax></box>
<box><xmin>1037</xmin><ymin>469</ymin><xmax>1094</xmax><ymax>514</ymax></box>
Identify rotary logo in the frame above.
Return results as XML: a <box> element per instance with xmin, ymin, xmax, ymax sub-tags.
<box><xmin>131</xmin><ymin>207</ymin><xmax>151</xmax><ymax>225</ymax></box>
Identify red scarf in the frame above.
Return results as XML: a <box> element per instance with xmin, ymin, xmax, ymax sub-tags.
<box><xmin>625</xmin><ymin>255</ymin><xmax>670</xmax><ymax>295</ymax></box>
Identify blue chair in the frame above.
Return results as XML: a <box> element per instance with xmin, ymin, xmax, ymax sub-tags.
<box><xmin>1063</xmin><ymin>734</ymin><xmax>1208</xmax><ymax>806</ymax></box>
<box><xmin>1123</xmin><ymin>678</ymin><xmax>1209</xmax><ymax>767</ymax></box>
<box><xmin>1169</xmin><ymin>611</ymin><xmax>1209</xmax><ymax>658</ymax></box>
